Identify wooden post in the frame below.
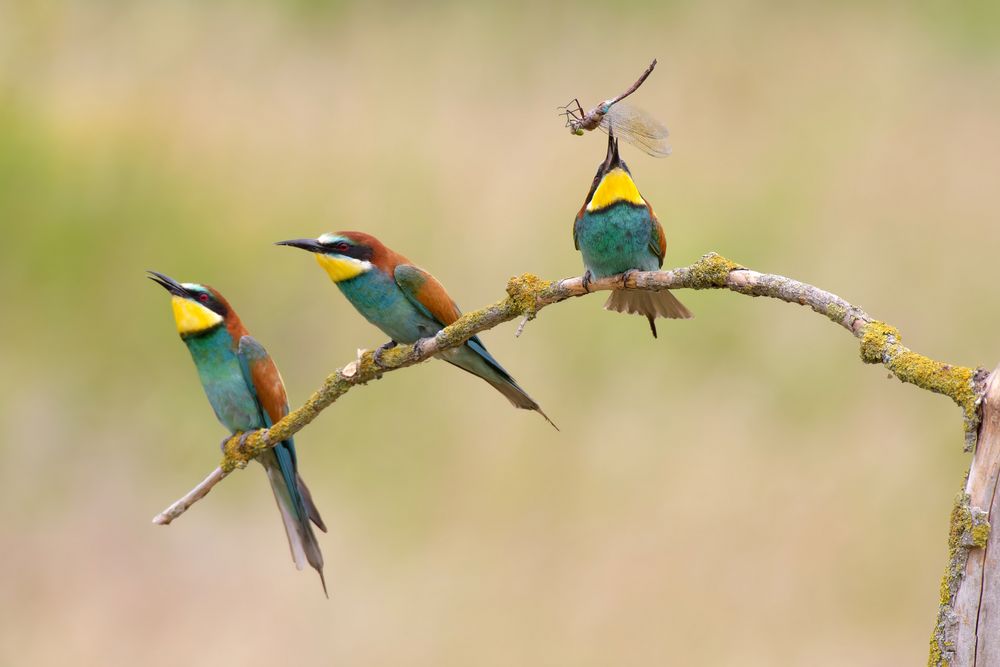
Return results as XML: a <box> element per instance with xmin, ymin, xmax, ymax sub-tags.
<box><xmin>943</xmin><ymin>366</ymin><xmax>1000</xmax><ymax>665</ymax></box>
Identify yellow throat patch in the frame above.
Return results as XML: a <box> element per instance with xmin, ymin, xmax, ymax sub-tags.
<box><xmin>587</xmin><ymin>168</ymin><xmax>646</xmax><ymax>212</ymax></box>
<box><xmin>315</xmin><ymin>253</ymin><xmax>373</xmax><ymax>283</ymax></box>
<box><xmin>171</xmin><ymin>296</ymin><xmax>223</xmax><ymax>335</ymax></box>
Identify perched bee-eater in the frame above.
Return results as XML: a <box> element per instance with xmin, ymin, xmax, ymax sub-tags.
<box><xmin>276</xmin><ymin>232</ymin><xmax>556</xmax><ymax>429</ymax></box>
<box><xmin>148</xmin><ymin>271</ymin><xmax>327</xmax><ymax>594</ymax></box>
<box><xmin>574</xmin><ymin>133</ymin><xmax>692</xmax><ymax>336</ymax></box>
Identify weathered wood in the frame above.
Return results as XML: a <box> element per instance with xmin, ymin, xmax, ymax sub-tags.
<box><xmin>965</xmin><ymin>366</ymin><xmax>1000</xmax><ymax>665</ymax></box>
<box><xmin>935</xmin><ymin>367</ymin><xmax>1000</xmax><ymax>665</ymax></box>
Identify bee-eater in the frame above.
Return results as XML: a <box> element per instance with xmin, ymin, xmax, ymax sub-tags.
<box><xmin>574</xmin><ymin>133</ymin><xmax>692</xmax><ymax>337</ymax></box>
<box><xmin>275</xmin><ymin>233</ymin><xmax>556</xmax><ymax>429</ymax></box>
<box><xmin>148</xmin><ymin>271</ymin><xmax>327</xmax><ymax>594</ymax></box>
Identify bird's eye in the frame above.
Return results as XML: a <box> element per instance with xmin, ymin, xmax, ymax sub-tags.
<box><xmin>333</xmin><ymin>242</ymin><xmax>350</xmax><ymax>253</ymax></box>
<box><xmin>198</xmin><ymin>293</ymin><xmax>210</xmax><ymax>303</ymax></box>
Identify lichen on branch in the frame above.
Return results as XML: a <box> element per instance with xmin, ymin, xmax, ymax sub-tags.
<box><xmin>929</xmin><ymin>492</ymin><xmax>991</xmax><ymax>665</ymax></box>
<box><xmin>859</xmin><ymin>321</ymin><xmax>984</xmax><ymax>448</ymax></box>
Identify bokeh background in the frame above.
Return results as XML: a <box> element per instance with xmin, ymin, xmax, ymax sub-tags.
<box><xmin>3</xmin><ymin>1</ymin><xmax>1000</xmax><ymax>664</ymax></box>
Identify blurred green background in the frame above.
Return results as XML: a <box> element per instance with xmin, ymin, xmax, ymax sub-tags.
<box><xmin>3</xmin><ymin>1</ymin><xmax>1000</xmax><ymax>664</ymax></box>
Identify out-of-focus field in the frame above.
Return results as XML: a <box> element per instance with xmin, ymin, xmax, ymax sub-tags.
<box><xmin>3</xmin><ymin>1</ymin><xmax>1000</xmax><ymax>664</ymax></box>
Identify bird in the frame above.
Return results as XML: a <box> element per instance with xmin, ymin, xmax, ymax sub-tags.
<box><xmin>573</xmin><ymin>131</ymin><xmax>692</xmax><ymax>337</ymax></box>
<box><xmin>275</xmin><ymin>232</ymin><xmax>556</xmax><ymax>429</ymax></box>
<box><xmin>148</xmin><ymin>271</ymin><xmax>328</xmax><ymax>594</ymax></box>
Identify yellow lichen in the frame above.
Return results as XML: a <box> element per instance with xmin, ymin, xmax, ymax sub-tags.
<box><xmin>220</xmin><ymin>430</ymin><xmax>264</xmax><ymax>472</ymax></box>
<box><xmin>929</xmin><ymin>492</ymin><xmax>993</xmax><ymax>665</ymax></box>
<box><xmin>687</xmin><ymin>253</ymin><xmax>741</xmax><ymax>288</ymax></box>
<box><xmin>859</xmin><ymin>321</ymin><xmax>978</xmax><ymax>427</ymax></box>
<box><xmin>929</xmin><ymin>493</ymin><xmax>972</xmax><ymax>666</ymax></box>
<box><xmin>971</xmin><ymin>522</ymin><xmax>991</xmax><ymax>548</ymax></box>
<box><xmin>945</xmin><ymin>493</ymin><xmax>973</xmax><ymax>597</ymax></box>
<box><xmin>825</xmin><ymin>302</ymin><xmax>847</xmax><ymax>325</ymax></box>
<box><xmin>354</xmin><ymin>357</ymin><xmax>378</xmax><ymax>378</ymax></box>
<box><xmin>506</xmin><ymin>273</ymin><xmax>551</xmax><ymax>314</ymax></box>
<box><xmin>859</xmin><ymin>321</ymin><xmax>899</xmax><ymax>364</ymax></box>
<box><xmin>928</xmin><ymin>637</ymin><xmax>948</xmax><ymax>667</ymax></box>
<box><xmin>893</xmin><ymin>352</ymin><xmax>977</xmax><ymax>422</ymax></box>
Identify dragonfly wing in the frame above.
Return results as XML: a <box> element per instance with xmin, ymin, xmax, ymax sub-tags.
<box><xmin>600</xmin><ymin>102</ymin><xmax>672</xmax><ymax>158</ymax></box>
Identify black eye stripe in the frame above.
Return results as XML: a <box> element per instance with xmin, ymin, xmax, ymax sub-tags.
<box><xmin>193</xmin><ymin>291</ymin><xmax>227</xmax><ymax>317</ymax></box>
<box><xmin>320</xmin><ymin>240</ymin><xmax>373</xmax><ymax>263</ymax></box>
<box><xmin>319</xmin><ymin>239</ymin><xmax>349</xmax><ymax>252</ymax></box>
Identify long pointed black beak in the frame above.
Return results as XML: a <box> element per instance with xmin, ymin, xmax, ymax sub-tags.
<box><xmin>147</xmin><ymin>270</ymin><xmax>189</xmax><ymax>297</ymax></box>
<box><xmin>600</xmin><ymin>131</ymin><xmax>622</xmax><ymax>174</ymax></box>
<box><xmin>276</xmin><ymin>238</ymin><xmax>325</xmax><ymax>253</ymax></box>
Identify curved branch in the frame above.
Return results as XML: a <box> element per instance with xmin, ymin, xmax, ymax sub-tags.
<box><xmin>151</xmin><ymin>252</ymin><xmax>986</xmax><ymax>524</ymax></box>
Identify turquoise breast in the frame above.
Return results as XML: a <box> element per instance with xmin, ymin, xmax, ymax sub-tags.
<box><xmin>336</xmin><ymin>269</ymin><xmax>441</xmax><ymax>343</ymax></box>
<box><xmin>183</xmin><ymin>327</ymin><xmax>262</xmax><ymax>432</ymax></box>
<box><xmin>575</xmin><ymin>202</ymin><xmax>659</xmax><ymax>278</ymax></box>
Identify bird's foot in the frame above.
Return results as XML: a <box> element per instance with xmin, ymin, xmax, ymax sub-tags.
<box><xmin>220</xmin><ymin>431</ymin><xmax>256</xmax><ymax>457</ymax></box>
<box><xmin>237</xmin><ymin>431</ymin><xmax>255</xmax><ymax>452</ymax></box>
<box><xmin>620</xmin><ymin>269</ymin><xmax>639</xmax><ymax>289</ymax></box>
<box><xmin>373</xmin><ymin>340</ymin><xmax>398</xmax><ymax>368</ymax></box>
<box><xmin>582</xmin><ymin>270</ymin><xmax>594</xmax><ymax>292</ymax></box>
<box><xmin>412</xmin><ymin>337</ymin><xmax>431</xmax><ymax>358</ymax></box>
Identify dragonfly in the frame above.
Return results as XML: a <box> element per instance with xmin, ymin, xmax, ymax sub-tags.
<box><xmin>560</xmin><ymin>59</ymin><xmax>671</xmax><ymax>158</ymax></box>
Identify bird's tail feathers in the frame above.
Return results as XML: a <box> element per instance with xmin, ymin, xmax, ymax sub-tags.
<box><xmin>441</xmin><ymin>345</ymin><xmax>559</xmax><ymax>430</ymax></box>
<box><xmin>484</xmin><ymin>377</ymin><xmax>559</xmax><ymax>431</ymax></box>
<box><xmin>298</xmin><ymin>474</ymin><xmax>328</xmax><ymax>533</ymax></box>
<box><xmin>262</xmin><ymin>454</ymin><xmax>328</xmax><ymax>597</ymax></box>
<box><xmin>604</xmin><ymin>289</ymin><xmax>692</xmax><ymax>338</ymax></box>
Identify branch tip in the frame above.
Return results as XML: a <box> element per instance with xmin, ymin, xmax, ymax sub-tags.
<box><xmin>515</xmin><ymin>314</ymin><xmax>533</xmax><ymax>338</ymax></box>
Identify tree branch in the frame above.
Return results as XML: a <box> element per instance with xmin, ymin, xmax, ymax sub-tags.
<box><xmin>152</xmin><ymin>467</ymin><xmax>229</xmax><ymax>525</ymax></box>
<box><xmin>151</xmin><ymin>252</ymin><xmax>987</xmax><ymax>525</ymax></box>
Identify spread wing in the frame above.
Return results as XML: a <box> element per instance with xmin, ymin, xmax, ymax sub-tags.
<box><xmin>599</xmin><ymin>102</ymin><xmax>671</xmax><ymax>158</ymax></box>
<box><xmin>394</xmin><ymin>264</ymin><xmax>462</xmax><ymax>327</ymax></box>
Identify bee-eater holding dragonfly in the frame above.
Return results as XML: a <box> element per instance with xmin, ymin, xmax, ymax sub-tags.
<box><xmin>148</xmin><ymin>271</ymin><xmax>327</xmax><ymax>594</ymax></box>
<box><xmin>276</xmin><ymin>232</ymin><xmax>556</xmax><ymax>429</ymax></box>
<box><xmin>573</xmin><ymin>133</ymin><xmax>692</xmax><ymax>337</ymax></box>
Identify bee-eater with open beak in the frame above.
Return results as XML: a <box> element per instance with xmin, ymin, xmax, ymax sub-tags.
<box><xmin>148</xmin><ymin>271</ymin><xmax>327</xmax><ymax>594</ymax></box>
<box><xmin>574</xmin><ymin>132</ymin><xmax>692</xmax><ymax>336</ymax></box>
<box><xmin>276</xmin><ymin>233</ymin><xmax>556</xmax><ymax>429</ymax></box>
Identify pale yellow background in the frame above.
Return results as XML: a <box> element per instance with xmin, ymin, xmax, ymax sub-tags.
<box><xmin>3</xmin><ymin>2</ymin><xmax>999</xmax><ymax>665</ymax></box>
